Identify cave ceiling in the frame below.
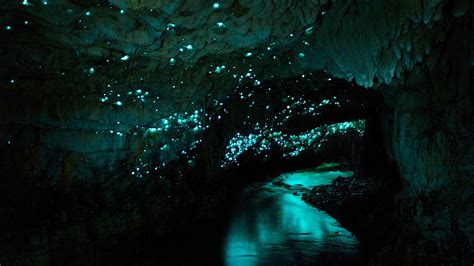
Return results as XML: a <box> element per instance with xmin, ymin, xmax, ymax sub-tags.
<box><xmin>2</xmin><ymin>0</ymin><xmax>460</xmax><ymax>93</ymax></box>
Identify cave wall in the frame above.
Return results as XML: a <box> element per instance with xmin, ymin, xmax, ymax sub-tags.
<box><xmin>377</xmin><ymin>15</ymin><xmax>474</xmax><ymax>263</ymax></box>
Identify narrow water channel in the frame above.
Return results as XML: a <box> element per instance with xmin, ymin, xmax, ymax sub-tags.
<box><xmin>223</xmin><ymin>170</ymin><xmax>360</xmax><ymax>266</ymax></box>
<box><xmin>87</xmin><ymin>170</ymin><xmax>361</xmax><ymax>265</ymax></box>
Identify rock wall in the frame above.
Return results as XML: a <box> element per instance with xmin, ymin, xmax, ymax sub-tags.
<box><xmin>376</xmin><ymin>15</ymin><xmax>474</xmax><ymax>264</ymax></box>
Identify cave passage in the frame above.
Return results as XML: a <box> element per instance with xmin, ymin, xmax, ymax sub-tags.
<box><xmin>224</xmin><ymin>170</ymin><xmax>359</xmax><ymax>266</ymax></box>
<box><xmin>1</xmin><ymin>0</ymin><xmax>472</xmax><ymax>265</ymax></box>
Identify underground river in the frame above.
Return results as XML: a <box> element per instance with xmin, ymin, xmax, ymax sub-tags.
<box><xmin>84</xmin><ymin>170</ymin><xmax>361</xmax><ymax>265</ymax></box>
<box><xmin>223</xmin><ymin>170</ymin><xmax>360</xmax><ymax>265</ymax></box>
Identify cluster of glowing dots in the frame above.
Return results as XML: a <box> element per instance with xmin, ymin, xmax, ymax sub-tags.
<box><xmin>90</xmin><ymin>105</ymin><xmax>207</xmax><ymax>179</ymax></box>
<box><xmin>145</xmin><ymin>110</ymin><xmax>206</xmax><ymax>134</ymax></box>
<box><xmin>275</xmin><ymin>97</ymin><xmax>346</xmax><ymax>123</ymax></box>
<box><xmin>222</xmin><ymin>120</ymin><xmax>365</xmax><ymax>167</ymax></box>
<box><xmin>21</xmin><ymin>0</ymin><xmax>47</xmax><ymax>5</ymax></box>
<box><xmin>130</xmin><ymin>110</ymin><xmax>206</xmax><ymax>178</ymax></box>
<box><xmin>99</xmin><ymin>88</ymin><xmax>153</xmax><ymax>107</ymax></box>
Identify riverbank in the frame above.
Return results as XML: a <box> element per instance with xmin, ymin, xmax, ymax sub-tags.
<box><xmin>301</xmin><ymin>165</ymin><xmax>400</xmax><ymax>263</ymax></box>
<box><xmin>225</xmin><ymin>170</ymin><xmax>361</xmax><ymax>266</ymax></box>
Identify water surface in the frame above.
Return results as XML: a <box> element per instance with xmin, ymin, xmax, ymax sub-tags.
<box><xmin>65</xmin><ymin>170</ymin><xmax>361</xmax><ymax>265</ymax></box>
<box><xmin>224</xmin><ymin>170</ymin><xmax>359</xmax><ymax>266</ymax></box>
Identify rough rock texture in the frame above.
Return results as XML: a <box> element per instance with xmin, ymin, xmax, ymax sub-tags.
<box><xmin>0</xmin><ymin>0</ymin><xmax>472</xmax><ymax>264</ymax></box>
<box><xmin>375</xmin><ymin>16</ymin><xmax>474</xmax><ymax>264</ymax></box>
<box><xmin>302</xmin><ymin>172</ymin><xmax>400</xmax><ymax>262</ymax></box>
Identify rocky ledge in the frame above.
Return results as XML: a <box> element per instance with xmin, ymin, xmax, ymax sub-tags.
<box><xmin>302</xmin><ymin>170</ymin><xmax>400</xmax><ymax>264</ymax></box>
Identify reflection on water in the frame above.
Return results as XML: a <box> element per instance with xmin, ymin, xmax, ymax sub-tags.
<box><xmin>280</xmin><ymin>170</ymin><xmax>353</xmax><ymax>187</ymax></box>
<box><xmin>224</xmin><ymin>171</ymin><xmax>359</xmax><ymax>266</ymax></box>
<box><xmin>11</xmin><ymin>171</ymin><xmax>360</xmax><ymax>265</ymax></box>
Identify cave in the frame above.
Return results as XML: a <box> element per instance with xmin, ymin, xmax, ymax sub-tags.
<box><xmin>0</xmin><ymin>0</ymin><xmax>473</xmax><ymax>265</ymax></box>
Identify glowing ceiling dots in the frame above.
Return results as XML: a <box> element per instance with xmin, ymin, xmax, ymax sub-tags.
<box><xmin>147</xmin><ymin>128</ymin><xmax>158</xmax><ymax>134</ymax></box>
<box><xmin>125</xmin><ymin>108</ymin><xmax>207</xmax><ymax>178</ymax></box>
<box><xmin>180</xmin><ymin>44</ymin><xmax>194</xmax><ymax>52</ymax></box>
<box><xmin>222</xmin><ymin>120</ymin><xmax>366</xmax><ymax>167</ymax></box>
<box><xmin>166</xmin><ymin>23</ymin><xmax>176</xmax><ymax>31</ymax></box>
<box><xmin>215</xmin><ymin>65</ymin><xmax>226</xmax><ymax>74</ymax></box>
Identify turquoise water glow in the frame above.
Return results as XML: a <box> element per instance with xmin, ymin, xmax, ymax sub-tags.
<box><xmin>224</xmin><ymin>171</ymin><xmax>359</xmax><ymax>266</ymax></box>
<box><xmin>281</xmin><ymin>170</ymin><xmax>353</xmax><ymax>187</ymax></box>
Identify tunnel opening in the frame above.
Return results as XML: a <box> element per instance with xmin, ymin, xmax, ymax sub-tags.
<box><xmin>205</xmin><ymin>73</ymin><xmax>402</xmax><ymax>265</ymax></box>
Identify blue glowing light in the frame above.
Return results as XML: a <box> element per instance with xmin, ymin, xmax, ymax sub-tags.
<box><xmin>224</xmin><ymin>171</ymin><xmax>359</xmax><ymax>265</ymax></box>
<box><xmin>166</xmin><ymin>23</ymin><xmax>176</xmax><ymax>31</ymax></box>
<box><xmin>215</xmin><ymin>65</ymin><xmax>226</xmax><ymax>74</ymax></box>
